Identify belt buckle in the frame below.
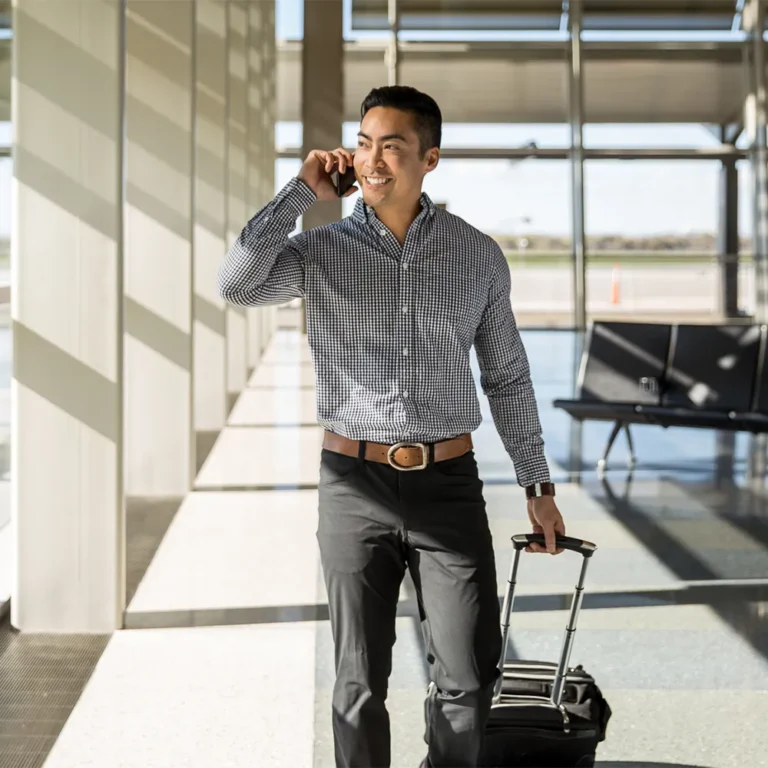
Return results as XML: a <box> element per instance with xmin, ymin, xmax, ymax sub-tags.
<box><xmin>387</xmin><ymin>441</ymin><xmax>428</xmax><ymax>471</ymax></box>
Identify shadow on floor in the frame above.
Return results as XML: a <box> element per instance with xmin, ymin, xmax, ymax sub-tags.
<box><xmin>0</xmin><ymin>495</ymin><xmax>186</xmax><ymax>768</ymax></box>
<box><xmin>668</xmin><ymin>476</ymin><xmax>768</xmax><ymax>551</ymax></box>
<box><xmin>0</xmin><ymin>612</ymin><xmax>110</xmax><ymax>768</ymax></box>
<box><xmin>598</xmin><ymin>763</ymin><xmax>715</xmax><ymax>767</ymax></box>
<box><xmin>196</xmin><ymin>429</ymin><xmax>220</xmax><ymax>475</ymax></box>
<box><xmin>125</xmin><ymin>495</ymin><xmax>184</xmax><ymax>608</ymax></box>
<box><xmin>124</xmin><ymin>576</ymin><xmax>768</xmax><ymax>630</ymax></box>
<box><xmin>596</xmin><ymin>473</ymin><xmax>768</xmax><ymax>667</ymax></box>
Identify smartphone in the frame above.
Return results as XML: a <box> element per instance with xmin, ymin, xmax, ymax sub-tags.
<box><xmin>333</xmin><ymin>160</ymin><xmax>357</xmax><ymax>198</ymax></box>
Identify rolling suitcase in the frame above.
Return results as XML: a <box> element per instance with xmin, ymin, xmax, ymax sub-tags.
<box><xmin>478</xmin><ymin>533</ymin><xmax>612</xmax><ymax>768</ymax></box>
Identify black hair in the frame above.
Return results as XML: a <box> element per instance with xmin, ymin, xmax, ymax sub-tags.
<box><xmin>360</xmin><ymin>85</ymin><xmax>442</xmax><ymax>156</ymax></box>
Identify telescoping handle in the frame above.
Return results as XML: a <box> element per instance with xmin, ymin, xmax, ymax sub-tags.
<box><xmin>494</xmin><ymin>533</ymin><xmax>597</xmax><ymax>708</ymax></box>
<box><xmin>512</xmin><ymin>533</ymin><xmax>597</xmax><ymax>558</ymax></box>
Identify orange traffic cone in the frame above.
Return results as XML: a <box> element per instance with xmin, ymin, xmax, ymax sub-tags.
<box><xmin>610</xmin><ymin>263</ymin><xmax>620</xmax><ymax>305</ymax></box>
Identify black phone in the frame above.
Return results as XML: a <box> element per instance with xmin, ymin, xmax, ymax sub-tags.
<box><xmin>333</xmin><ymin>163</ymin><xmax>357</xmax><ymax>198</ymax></box>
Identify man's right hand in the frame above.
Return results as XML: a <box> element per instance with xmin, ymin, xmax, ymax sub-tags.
<box><xmin>298</xmin><ymin>148</ymin><xmax>358</xmax><ymax>201</ymax></box>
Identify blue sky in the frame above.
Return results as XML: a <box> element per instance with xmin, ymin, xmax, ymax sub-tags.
<box><xmin>276</xmin><ymin>0</ymin><xmax>753</xmax><ymax>238</ymax></box>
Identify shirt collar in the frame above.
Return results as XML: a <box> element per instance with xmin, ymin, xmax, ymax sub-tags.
<box><xmin>351</xmin><ymin>191</ymin><xmax>437</xmax><ymax>228</ymax></box>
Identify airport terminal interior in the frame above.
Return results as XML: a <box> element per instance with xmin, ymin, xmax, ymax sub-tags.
<box><xmin>1</xmin><ymin>0</ymin><xmax>768</xmax><ymax>766</ymax></box>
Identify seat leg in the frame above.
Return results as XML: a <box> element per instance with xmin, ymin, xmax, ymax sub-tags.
<box><xmin>597</xmin><ymin>420</ymin><xmax>623</xmax><ymax>476</ymax></box>
<box><xmin>623</xmin><ymin>423</ymin><xmax>637</xmax><ymax>468</ymax></box>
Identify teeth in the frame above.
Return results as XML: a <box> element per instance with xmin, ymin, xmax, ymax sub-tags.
<box><xmin>366</xmin><ymin>177</ymin><xmax>390</xmax><ymax>186</ymax></box>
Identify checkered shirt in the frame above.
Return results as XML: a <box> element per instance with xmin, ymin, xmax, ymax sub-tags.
<box><xmin>218</xmin><ymin>177</ymin><xmax>550</xmax><ymax>486</ymax></box>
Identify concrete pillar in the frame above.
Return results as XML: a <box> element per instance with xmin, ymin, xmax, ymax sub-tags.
<box><xmin>124</xmin><ymin>0</ymin><xmax>195</xmax><ymax>496</ymax></box>
<box><xmin>387</xmin><ymin>0</ymin><xmax>400</xmax><ymax>86</ymax></box>
<box><xmin>300</xmin><ymin>0</ymin><xmax>343</xmax><ymax>334</ymax></box>
<box><xmin>11</xmin><ymin>1</ymin><xmax>125</xmax><ymax>630</ymax></box>
<box><xmin>247</xmin><ymin>0</ymin><xmax>277</xmax><ymax>366</ymax></box>
<box><xmin>745</xmin><ymin>0</ymin><xmax>768</xmax><ymax>322</ymax></box>
<box><xmin>718</xmin><ymin>156</ymin><xmax>739</xmax><ymax>318</ymax></box>
<box><xmin>246</xmin><ymin>2</ymin><xmax>263</xmax><ymax>371</ymax></box>
<box><xmin>301</xmin><ymin>0</ymin><xmax>343</xmax><ymax>231</ymax></box>
<box><xmin>194</xmin><ymin>0</ymin><xmax>228</xmax><ymax>436</ymax></box>
<box><xmin>263</xmin><ymin>2</ymin><xmax>278</xmax><ymax>352</ymax></box>
<box><xmin>226</xmin><ymin>1</ymin><xmax>249</xmax><ymax>403</ymax></box>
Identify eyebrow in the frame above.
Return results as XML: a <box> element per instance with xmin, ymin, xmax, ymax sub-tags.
<box><xmin>357</xmin><ymin>131</ymin><xmax>408</xmax><ymax>143</ymax></box>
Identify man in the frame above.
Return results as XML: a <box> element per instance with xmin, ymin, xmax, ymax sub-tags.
<box><xmin>218</xmin><ymin>86</ymin><xmax>565</xmax><ymax>768</ymax></box>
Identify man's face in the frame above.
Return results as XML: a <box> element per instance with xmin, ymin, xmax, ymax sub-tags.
<box><xmin>353</xmin><ymin>106</ymin><xmax>438</xmax><ymax>209</ymax></box>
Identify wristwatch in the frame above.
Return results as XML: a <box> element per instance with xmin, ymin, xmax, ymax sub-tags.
<box><xmin>525</xmin><ymin>482</ymin><xmax>556</xmax><ymax>500</ymax></box>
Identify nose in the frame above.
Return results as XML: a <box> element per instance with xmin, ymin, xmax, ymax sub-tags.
<box><xmin>370</xmin><ymin>145</ymin><xmax>385</xmax><ymax>167</ymax></box>
<box><xmin>365</xmin><ymin>155</ymin><xmax>387</xmax><ymax>175</ymax></box>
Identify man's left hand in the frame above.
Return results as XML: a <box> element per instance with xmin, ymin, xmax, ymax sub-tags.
<box><xmin>526</xmin><ymin>496</ymin><xmax>566</xmax><ymax>555</ymax></box>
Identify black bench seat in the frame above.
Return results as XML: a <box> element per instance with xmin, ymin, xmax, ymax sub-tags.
<box><xmin>552</xmin><ymin>320</ymin><xmax>768</xmax><ymax>472</ymax></box>
<box><xmin>554</xmin><ymin>400</ymin><xmax>654</xmax><ymax>425</ymax></box>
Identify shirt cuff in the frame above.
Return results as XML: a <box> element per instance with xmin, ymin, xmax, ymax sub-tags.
<box><xmin>514</xmin><ymin>454</ymin><xmax>552</xmax><ymax>487</ymax></box>
<box><xmin>274</xmin><ymin>176</ymin><xmax>317</xmax><ymax>218</ymax></box>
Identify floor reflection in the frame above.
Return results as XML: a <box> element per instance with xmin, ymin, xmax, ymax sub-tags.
<box><xmin>521</xmin><ymin>329</ymin><xmax>768</xmax><ymax>676</ymax></box>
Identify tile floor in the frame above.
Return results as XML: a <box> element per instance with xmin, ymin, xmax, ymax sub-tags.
<box><xmin>27</xmin><ymin>329</ymin><xmax>768</xmax><ymax>766</ymax></box>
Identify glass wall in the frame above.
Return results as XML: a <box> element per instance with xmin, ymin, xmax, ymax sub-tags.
<box><xmin>584</xmin><ymin>158</ymin><xmax>724</xmax><ymax>323</ymax></box>
<box><xmin>417</xmin><ymin>158</ymin><xmax>573</xmax><ymax>328</ymax></box>
<box><xmin>276</xmin><ymin>117</ymin><xmax>753</xmax><ymax>329</ymax></box>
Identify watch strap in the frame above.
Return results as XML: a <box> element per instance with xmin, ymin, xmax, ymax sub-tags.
<box><xmin>525</xmin><ymin>482</ymin><xmax>556</xmax><ymax>500</ymax></box>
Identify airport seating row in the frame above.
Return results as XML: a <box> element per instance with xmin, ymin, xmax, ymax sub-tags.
<box><xmin>553</xmin><ymin>320</ymin><xmax>768</xmax><ymax>470</ymax></box>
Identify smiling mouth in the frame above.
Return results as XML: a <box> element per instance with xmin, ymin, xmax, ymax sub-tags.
<box><xmin>365</xmin><ymin>177</ymin><xmax>392</xmax><ymax>187</ymax></box>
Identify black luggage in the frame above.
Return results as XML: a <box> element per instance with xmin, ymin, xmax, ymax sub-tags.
<box><xmin>478</xmin><ymin>533</ymin><xmax>612</xmax><ymax>768</ymax></box>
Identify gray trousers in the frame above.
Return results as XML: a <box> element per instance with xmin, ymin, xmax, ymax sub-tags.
<box><xmin>316</xmin><ymin>445</ymin><xmax>502</xmax><ymax>768</ymax></box>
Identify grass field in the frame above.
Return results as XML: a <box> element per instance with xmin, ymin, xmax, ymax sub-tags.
<box><xmin>503</xmin><ymin>251</ymin><xmax>746</xmax><ymax>267</ymax></box>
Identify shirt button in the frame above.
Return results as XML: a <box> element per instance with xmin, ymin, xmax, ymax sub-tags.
<box><xmin>402</xmin><ymin>306</ymin><xmax>408</xmax><ymax>313</ymax></box>
<box><xmin>403</xmin><ymin>391</ymin><xmax>409</xmax><ymax>398</ymax></box>
<box><xmin>403</xmin><ymin>348</ymin><xmax>409</xmax><ymax>356</ymax></box>
<box><xmin>379</xmin><ymin>229</ymin><xmax>387</xmax><ymax>237</ymax></box>
<box><xmin>402</xmin><ymin>264</ymin><xmax>408</xmax><ymax>271</ymax></box>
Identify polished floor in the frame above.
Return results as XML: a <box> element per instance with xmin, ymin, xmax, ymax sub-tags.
<box><xmin>4</xmin><ymin>327</ymin><xmax>768</xmax><ymax>767</ymax></box>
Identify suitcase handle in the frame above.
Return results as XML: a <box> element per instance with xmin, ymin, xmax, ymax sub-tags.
<box><xmin>494</xmin><ymin>532</ymin><xmax>596</xmax><ymax>715</ymax></box>
<box><xmin>512</xmin><ymin>533</ymin><xmax>597</xmax><ymax>558</ymax></box>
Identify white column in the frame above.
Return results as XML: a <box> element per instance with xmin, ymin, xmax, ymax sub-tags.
<box><xmin>124</xmin><ymin>0</ymin><xmax>194</xmax><ymax>496</ymax></box>
<box><xmin>745</xmin><ymin>0</ymin><xmax>768</xmax><ymax>322</ymax></box>
<box><xmin>300</xmin><ymin>0</ymin><xmax>343</xmax><ymax>335</ymax></box>
<box><xmin>226</xmin><ymin>1</ymin><xmax>248</xmax><ymax>402</ymax></box>
<box><xmin>247</xmin><ymin>0</ymin><xmax>277</xmax><ymax>367</ymax></box>
<box><xmin>246</xmin><ymin>2</ymin><xmax>263</xmax><ymax>371</ymax></box>
<box><xmin>301</xmin><ymin>0</ymin><xmax>343</xmax><ymax>230</ymax></box>
<box><xmin>263</xmin><ymin>2</ymin><xmax>278</xmax><ymax>351</ymax></box>
<box><xmin>194</xmin><ymin>0</ymin><xmax>228</xmax><ymax>434</ymax></box>
<box><xmin>12</xmin><ymin>0</ymin><xmax>125</xmax><ymax>630</ymax></box>
<box><xmin>387</xmin><ymin>0</ymin><xmax>400</xmax><ymax>86</ymax></box>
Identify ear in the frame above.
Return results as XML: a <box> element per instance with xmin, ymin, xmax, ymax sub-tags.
<box><xmin>424</xmin><ymin>148</ymin><xmax>440</xmax><ymax>174</ymax></box>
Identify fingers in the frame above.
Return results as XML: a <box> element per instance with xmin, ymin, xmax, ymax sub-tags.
<box><xmin>552</xmin><ymin>515</ymin><xmax>565</xmax><ymax>555</ymax></box>
<box><xmin>527</xmin><ymin>521</ymin><xmax>564</xmax><ymax>555</ymax></box>
<box><xmin>332</xmin><ymin>147</ymin><xmax>354</xmax><ymax>173</ymax></box>
<box><xmin>527</xmin><ymin>498</ymin><xmax>567</xmax><ymax>556</ymax></box>
<box><xmin>526</xmin><ymin>525</ymin><xmax>548</xmax><ymax>554</ymax></box>
<box><xmin>543</xmin><ymin>524</ymin><xmax>557</xmax><ymax>555</ymax></box>
<box><xmin>312</xmin><ymin>148</ymin><xmax>353</xmax><ymax>174</ymax></box>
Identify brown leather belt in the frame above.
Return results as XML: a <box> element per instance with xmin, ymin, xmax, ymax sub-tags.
<box><xmin>322</xmin><ymin>430</ymin><xmax>472</xmax><ymax>471</ymax></box>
